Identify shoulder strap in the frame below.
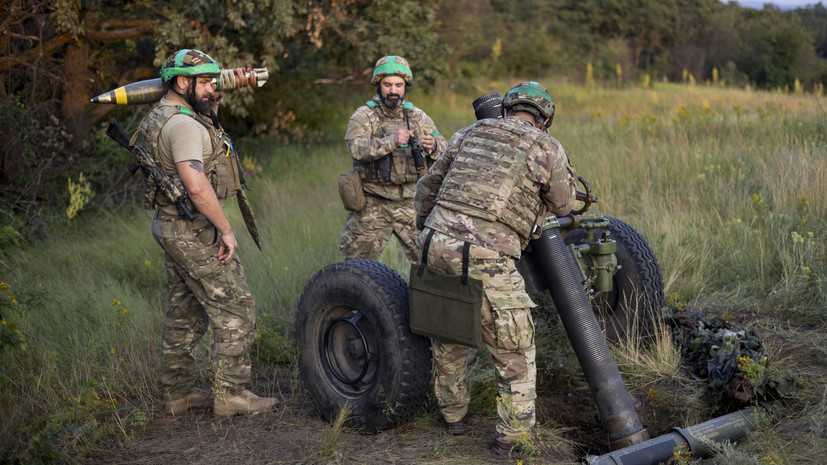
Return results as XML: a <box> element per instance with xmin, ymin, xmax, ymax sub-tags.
<box><xmin>416</xmin><ymin>229</ymin><xmax>435</xmax><ymax>277</ymax></box>
<box><xmin>460</xmin><ymin>242</ymin><xmax>471</xmax><ymax>285</ymax></box>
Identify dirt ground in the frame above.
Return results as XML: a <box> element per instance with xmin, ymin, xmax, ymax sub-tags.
<box><xmin>84</xmin><ymin>380</ymin><xmax>678</xmax><ymax>465</ymax></box>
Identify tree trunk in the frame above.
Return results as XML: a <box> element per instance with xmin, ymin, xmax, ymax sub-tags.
<box><xmin>62</xmin><ymin>39</ymin><xmax>91</xmax><ymax>144</ymax></box>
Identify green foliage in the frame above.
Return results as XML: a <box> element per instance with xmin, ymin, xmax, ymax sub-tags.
<box><xmin>0</xmin><ymin>226</ymin><xmax>26</xmax><ymax>252</ymax></box>
<box><xmin>440</xmin><ymin>0</ymin><xmax>827</xmax><ymax>91</ymax></box>
<box><xmin>251</xmin><ymin>314</ymin><xmax>298</xmax><ymax>365</ymax></box>
<box><xmin>0</xmin><ymin>283</ymin><xmax>26</xmax><ymax>371</ymax></box>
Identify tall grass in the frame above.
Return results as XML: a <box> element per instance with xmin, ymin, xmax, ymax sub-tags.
<box><xmin>1</xmin><ymin>81</ymin><xmax>825</xmax><ymax>462</ymax></box>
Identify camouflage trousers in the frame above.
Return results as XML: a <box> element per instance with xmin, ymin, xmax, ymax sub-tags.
<box><xmin>418</xmin><ymin>229</ymin><xmax>537</xmax><ymax>443</ymax></box>
<box><xmin>339</xmin><ymin>194</ymin><xmax>420</xmax><ymax>263</ymax></box>
<box><xmin>152</xmin><ymin>212</ymin><xmax>257</xmax><ymax>399</ymax></box>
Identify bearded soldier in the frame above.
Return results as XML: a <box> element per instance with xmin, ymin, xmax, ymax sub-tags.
<box><xmin>133</xmin><ymin>49</ymin><xmax>276</xmax><ymax>418</ymax></box>
<box><xmin>339</xmin><ymin>56</ymin><xmax>448</xmax><ymax>262</ymax></box>
<box><xmin>414</xmin><ymin>82</ymin><xmax>577</xmax><ymax>454</ymax></box>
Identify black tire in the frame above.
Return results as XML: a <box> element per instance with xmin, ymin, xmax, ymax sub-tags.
<box><xmin>564</xmin><ymin>216</ymin><xmax>664</xmax><ymax>342</ymax></box>
<box><xmin>295</xmin><ymin>259</ymin><xmax>431</xmax><ymax>433</ymax></box>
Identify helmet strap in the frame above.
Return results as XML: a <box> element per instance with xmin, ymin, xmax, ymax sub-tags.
<box><xmin>184</xmin><ymin>77</ymin><xmax>198</xmax><ymax>109</ymax></box>
<box><xmin>170</xmin><ymin>80</ymin><xmax>188</xmax><ymax>99</ymax></box>
<box><xmin>170</xmin><ymin>76</ymin><xmax>195</xmax><ymax>104</ymax></box>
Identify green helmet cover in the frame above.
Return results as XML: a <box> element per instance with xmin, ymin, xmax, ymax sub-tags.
<box><xmin>160</xmin><ymin>49</ymin><xmax>221</xmax><ymax>82</ymax></box>
<box><xmin>502</xmin><ymin>81</ymin><xmax>555</xmax><ymax>128</ymax></box>
<box><xmin>371</xmin><ymin>55</ymin><xmax>413</xmax><ymax>85</ymax></box>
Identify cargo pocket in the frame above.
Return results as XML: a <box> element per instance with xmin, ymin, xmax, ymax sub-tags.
<box><xmin>491</xmin><ymin>308</ymin><xmax>535</xmax><ymax>351</ymax></box>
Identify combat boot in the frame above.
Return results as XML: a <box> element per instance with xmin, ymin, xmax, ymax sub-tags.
<box><xmin>163</xmin><ymin>388</ymin><xmax>214</xmax><ymax>415</ymax></box>
<box><xmin>489</xmin><ymin>439</ymin><xmax>521</xmax><ymax>456</ymax></box>
<box><xmin>213</xmin><ymin>389</ymin><xmax>277</xmax><ymax>417</ymax></box>
<box><xmin>445</xmin><ymin>411</ymin><xmax>472</xmax><ymax>435</ymax></box>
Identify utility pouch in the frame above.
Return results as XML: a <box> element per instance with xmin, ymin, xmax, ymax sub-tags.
<box><xmin>408</xmin><ymin>229</ymin><xmax>483</xmax><ymax>348</ymax></box>
<box><xmin>338</xmin><ymin>170</ymin><xmax>366</xmax><ymax>212</ymax></box>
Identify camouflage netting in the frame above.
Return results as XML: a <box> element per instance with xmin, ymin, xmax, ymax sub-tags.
<box><xmin>663</xmin><ymin>301</ymin><xmax>793</xmax><ymax>412</ymax></box>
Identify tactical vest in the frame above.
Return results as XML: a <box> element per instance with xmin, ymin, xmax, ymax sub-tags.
<box><xmin>436</xmin><ymin>118</ymin><xmax>549</xmax><ymax>242</ymax></box>
<box><xmin>134</xmin><ymin>101</ymin><xmax>243</xmax><ymax>213</ymax></box>
<box><xmin>354</xmin><ymin>101</ymin><xmax>422</xmax><ymax>185</ymax></box>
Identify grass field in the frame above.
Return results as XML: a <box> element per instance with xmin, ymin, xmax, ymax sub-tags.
<box><xmin>1</xmin><ymin>80</ymin><xmax>825</xmax><ymax>464</ymax></box>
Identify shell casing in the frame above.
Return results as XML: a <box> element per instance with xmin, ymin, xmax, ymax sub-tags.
<box><xmin>90</xmin><ymin>67</ymin><xmax>269</xmax><ymax>105</ymax></box>
<box><xmin>90</xmin><ymin>78</ymin><xmax>165</xmax><ymax>105</ymax></box>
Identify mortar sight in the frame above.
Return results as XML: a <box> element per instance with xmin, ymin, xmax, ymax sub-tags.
<box><xmin>90</xmin><ymin>67</ymin><xmax>269</xmax><ymax>105</ymax></box>
<box><xmin>472</xmin><ymin>92</ymin><xmax>503</xmax><ymax>120</ymax></box>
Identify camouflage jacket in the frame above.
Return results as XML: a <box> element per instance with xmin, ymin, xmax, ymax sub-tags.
<box><xmin>345</xmin><ymin>96</ymin><xmax>447</xmax><ymax>200</ymax></box>
<box><xmin>414</xmin><ymin>116</ymin><xmax>576</xmax><ymax>258</ymax></box>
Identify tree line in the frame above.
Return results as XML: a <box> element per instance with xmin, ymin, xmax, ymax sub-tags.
<box><xmin>1</xmin><ymin>0</ymin><xmax>825</xmax><ymax>237</ymax></box>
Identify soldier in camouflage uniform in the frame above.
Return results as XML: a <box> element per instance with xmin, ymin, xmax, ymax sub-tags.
<box><xmin>133</xmin><ymin>49</ymin><xmax>276</xmax><ymax>418</ymax></box>
<box><xmin>414</xmin><ymin>82</ymin><xmax>577</xmax><ymax>453</ymax></box>
<box><xmin>340</xmin><ymin>56</ymin><xmax>448</xmax><ymax>262</ymax></box>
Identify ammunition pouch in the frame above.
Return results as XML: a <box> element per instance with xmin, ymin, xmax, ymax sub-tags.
<box><xmin>355</xmin><ymin>147</ymin><xmax>420</xmax><ymax>186</ymax></box>
<box><xmin>212</xmin><ymin>153</ymin><xmax>243</xmax><ymax>200</ymax></box>
<box><xmin>409</xmin><ymin>229</ymin><xmax>483</xmax><ymax>348</ymax></box>
<box><xmin>338</xmin><ymin>170</ymin><xmax>367</xmax><ymax>212</ymax></box>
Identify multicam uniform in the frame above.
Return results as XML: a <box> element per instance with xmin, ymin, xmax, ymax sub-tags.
<box><xmin>414</xmin><ymin>116</ymin><xmax>576</xmax><ymax>444</ymax></box>
<box><xmin>340</xmin><ymin>96</ymin><xmax>447</xmax><ymax>262</ymax></box>
<box><xmin>135</xmin><ymin>96</ymin><xmax>255</xmax><ymax>399</ymax></box>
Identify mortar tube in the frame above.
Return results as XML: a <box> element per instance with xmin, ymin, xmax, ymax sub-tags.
<box><xmin>584</xmin><ymin>407</ymin><xmax>769</xmax><ymax>465</ymax></box>
<box><xmin>529</xmin><ymin>225</ymin><xmax>649</xmax><ymax>449</ymax></box>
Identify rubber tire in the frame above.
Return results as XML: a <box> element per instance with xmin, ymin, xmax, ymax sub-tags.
<box><xmin>564</xmin><ymin>216</ymin><xmax>664</xmax><ymax>342</ymax></box>
<box><xmin>295</xmin><ymin>259</ymin><xmax>431</xmax><ymax>433</ymax></box>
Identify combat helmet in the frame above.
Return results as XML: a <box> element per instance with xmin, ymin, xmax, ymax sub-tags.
<box><xmin>370</xmin><ymin>56</ymin><xmax>413</xmax><ymax>85</ymax></box>
<box><xmin>160</xmin><ymin>49</ymin><xmax>221</xmax><ymax>82</ymax></box>
<box><xmin>502</xmin><ymin>81</ymin><xmax>555</xmax><ymax>129</ymax></box>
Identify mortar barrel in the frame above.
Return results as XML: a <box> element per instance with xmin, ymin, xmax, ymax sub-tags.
<box><xmin>530</xmin><ymin>225</ymin><xmax>649</xmax><ymax>449</ymax></box>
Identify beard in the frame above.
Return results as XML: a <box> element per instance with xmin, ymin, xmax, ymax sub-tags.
<box><xmin>380</xmin><ymin>91</ymin><xmax>405</xmax><ymax>109</ymax></box>
<box><xmin>191</xmin><ymin>97</ymin><xmax>213</xmax><ymax>116</ymax></box>
<box><xmin>186</xmin><ymin>79</ymin><xmax>214</xmax><ymax>116</ymax></box>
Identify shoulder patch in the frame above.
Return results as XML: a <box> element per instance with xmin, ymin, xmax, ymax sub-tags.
<box><xmin>179</xmin><ymin>106</ymin><xmax>192</xmax><ymax>116</ymax></box>
<box><xmin>403</xmin><ymin>101</ymin><xmax>414</xmax><ymax>110</ymax></box>
<box><xmin>366</xmin><ymin>101</ymin><xmax>379</xmax><ymax>108</ymax></box>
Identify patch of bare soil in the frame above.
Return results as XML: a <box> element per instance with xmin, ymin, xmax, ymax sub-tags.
<box><xmin>536</xmin><ymin>385</ymin><xmax>679</xmax><ymax>456</ymax></box>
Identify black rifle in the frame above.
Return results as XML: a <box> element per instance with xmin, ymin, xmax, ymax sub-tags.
<box><xmin>106</xmin><ymin>119</ymin><xmax>195</xmax><ymax>221</ymax></box>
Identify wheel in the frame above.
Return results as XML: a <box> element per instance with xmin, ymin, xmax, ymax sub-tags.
<box><xmin>295</xmin><ymin>259</ymin><xmax>432</xmax><ymax>433</ymax></box>
<box><xmin>565</xmin><ymin>216</ymin><xmax>664</xmax><ymax>342</ymax></box>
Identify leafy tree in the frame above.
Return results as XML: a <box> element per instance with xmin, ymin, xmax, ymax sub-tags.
<box><xmin>0</xmin><ymin>0</ymin><xmax>443</xmax><ymax>236</ymax></box>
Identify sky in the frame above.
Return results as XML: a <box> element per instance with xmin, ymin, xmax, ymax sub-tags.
<box><xmin>732</xmin><ymin>0</ymin><xmax>821</xmax><ymax>9</ymax></box>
